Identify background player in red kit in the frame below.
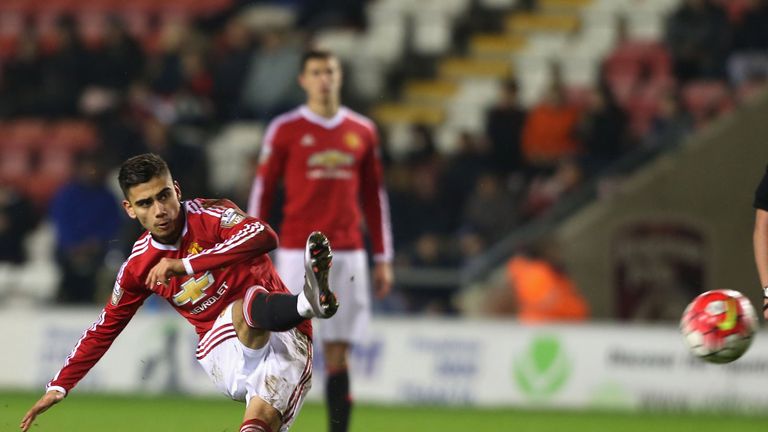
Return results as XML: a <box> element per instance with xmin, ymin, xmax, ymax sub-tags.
<box><xmin>248</xmin><ymin>50</ymin><xmax>394</xmax><ymax>432</ymax></box>
<box><xmin>21</xmin><ymin>153</ymin><xmax>338</xmax><ymax>432</ymax></box>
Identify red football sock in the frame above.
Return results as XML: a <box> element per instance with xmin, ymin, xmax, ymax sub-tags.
<box><xmin>240</xmin><ymin>418</ymin><xmax>272</xmax><ymax>432</ymax></box>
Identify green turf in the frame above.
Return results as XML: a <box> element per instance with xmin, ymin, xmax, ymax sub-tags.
<box><xmin>1</xmin><ymin>391</ymin><xmax>766</xmax><ymax>432</ymax></box>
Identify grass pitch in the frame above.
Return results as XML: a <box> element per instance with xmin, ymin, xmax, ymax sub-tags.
<box><xmin>1</xmin><ymin>391</ymin><xmax>766</xmax><ymax>432</ymax></box>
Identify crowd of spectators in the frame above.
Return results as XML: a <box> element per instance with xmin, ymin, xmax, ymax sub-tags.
<box><xmin>0</xmin><ymin>0</ymin><xmax>765</xmax><ymax>314</ymax></box>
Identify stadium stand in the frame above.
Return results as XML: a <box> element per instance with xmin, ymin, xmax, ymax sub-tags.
<box><xmin>0</xmin><ymin>0</ymin><xmax>764</xmax><ymax>315</ymax></box>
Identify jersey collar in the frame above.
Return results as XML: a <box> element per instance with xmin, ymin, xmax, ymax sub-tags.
<box><xmin>149</xmin><ymin>206</ymin><xmax>189</xmax><ymax>251</ymax></box>
<box><xmin>299</xmin><ymin>105</ymin><xmax>347</xmax><ymax>129</ymax></box>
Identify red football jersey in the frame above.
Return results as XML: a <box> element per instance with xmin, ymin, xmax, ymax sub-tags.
<box><xmin>248</xmin><ymin>106</ymin><xmax>393</xmax><ymax>262</ymax></box>
<box><xmin>47</xmin><ymin>198</ymin><xmax>311</xmax><ymax>394</ymax></box>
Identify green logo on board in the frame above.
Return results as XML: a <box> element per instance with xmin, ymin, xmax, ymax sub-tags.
<box><xmin>513</xmin><ymin>335</ymin><xmax>570</xmax><ymax>398</ymax></box>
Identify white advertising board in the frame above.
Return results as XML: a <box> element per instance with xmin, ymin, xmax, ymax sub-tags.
<box><xmin>3</xmin><ymin>308</ymin><xmax>768</xmax><ymax>412</ymax></box>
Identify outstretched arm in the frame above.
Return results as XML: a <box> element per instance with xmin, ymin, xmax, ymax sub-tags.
<box><xmin>753</xmin><ymin>209</ymin><xmax>768</xmax><ymax>318</ymax></box>
<box><xmin>20</xmin><ymin>390</ymin><xmax>65</xmax><ymax>431</ymax></box>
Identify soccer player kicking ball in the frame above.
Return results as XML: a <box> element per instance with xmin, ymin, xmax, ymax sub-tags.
<box><xmin>20</xmin><ymin>153</ymin><xmax>338</xmax><ymax>432</ymax></box>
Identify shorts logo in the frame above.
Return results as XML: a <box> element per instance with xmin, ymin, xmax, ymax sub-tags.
<box><xmin>220</xmin><ymin>208</ymin><xmax>246</xmax><ymax>228</ymax></box>
<box><xmin>111</xmin><ymin>282</ymin><xmax>124</xmax><ymax>306</ymax></box>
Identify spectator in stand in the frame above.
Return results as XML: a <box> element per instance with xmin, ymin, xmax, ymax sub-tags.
<box><xmin>727</xmin><ymin>0</ymin><xmax>768</xmax><ymax>87</ymax></box>
<box><xmin>460</xmin><ymin>172</ymin><xmax>520</xmax><ymax>246</ymax></box>
<box><xmin>142</xmin><ymin>118</ymin><xmax>210</xmax><ymax>199</ymax></box>
<box><xmin>0</xmin><ymin>185</ymin><xmax>38</xmax><ymax>264</ymax></box>
<box><xmin>41</xmin><ymin>15</ymin><xmax>91</xmax><ymax>117</ymax></box>
<box><xmin>520</xmin><ymin>82</ymin><xmax>581</xmax><ymax>174</ymax></box>
<box><xmin>146</xmin><ymin>20</ymin><xmax>193</xmax><ymax>95</ymax></box>
<box><xmin>240</xmin><ymin>29</ymin><xmax>304</xmax><ymax>120</ymax></box>
<box><xmin>297</xmin><ymin>0</ymin><xmax>368</xmax><ymax>30</ymax></box>
<box><xmin>522</xmin><ymin>158</ymin><xmax>583</xmax><ymax>219</ymax></box>
<box><xmin>212</xmin><ymin>16</ymin><xmax>255</xmax><ymax>121</ymax></box>
<box><xmin>643</xmin><ymin>91</ymin><xmax>694</xmax><ymax>150</ymax></box>
<box><xmin>487</xmin><ymin>241</ymin><xmax>589</xmax><ymax>322</ymax></box>
<box><xmin>49</xmin><ymin>152</ymin><xmax>123</xmax><ymax>304</ymax></box>
<box><xmin>403</xmin><ymin>233</ymin><xmax>459</xmax><ymax>314</ymax></box>
<box><xmin>486</xmin><ymin>79</ymin><xmax>527</xmax><ymax>178</ymax></box>
<box><xmin>577</xmin><ymin>84</ymin><xmax>629</xmax><ymax>177</ymax></box>
<box><xmin>89</xmin><ymin>15</ymin><xmax>145</xmax><ymax>91</ymax></box>
<box><xmin>440</xmin><ymin>132</ymin><xmax>492</xmax><ymax>230</ymax></box>
<box><xmin>664</xmin><ymin>0</ymin><xmax>730</xmax><ymax>83</ymax></box>
<box><xmin>0</xmin><ymin>28</ymin><xmax>44</xmax><ymax>117</ymax></box>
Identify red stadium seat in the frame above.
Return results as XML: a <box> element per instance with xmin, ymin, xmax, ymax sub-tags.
<box><xmin>0</xmin><ymin>148</ymin><xmax>33</xmax><ymax>187</ymax></box>
<box><xmin>22</xmin><ymin>174</ymin><xmax>66</xmax><ymax>210</ymax></box>
<box><xmin>0</xmin><ymin>12</ymin><xmax>24</xmax><ymax>59</ymax></box>
<box><xmin>48</xmin><ymin>121</ymin><xmax>99</xmax><ymax>152</ymax></box>
<box><xmin>4</xmin><ymin>119</ymin><xmax>47</xmax><ymax>151</ymax></box>
<box><xmin>38</xmin><ymin>147</ymin><xmax>75</xmax><ymax>181</ymax></box>
<box><xmin>0</xmin><ymin>0</ymin><xmax>33</xmax><ymax>14</ymax></box>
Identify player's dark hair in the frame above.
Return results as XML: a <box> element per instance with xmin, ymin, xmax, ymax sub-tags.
<box><xmin>118</xmin><ymin>153</ymin><xmax>170</xmax><ymax>198</ymax></box>
<box><xmin>300</xmin><ymin>49</ymin><xmax>336</xmax><ymax>72</ymax></box>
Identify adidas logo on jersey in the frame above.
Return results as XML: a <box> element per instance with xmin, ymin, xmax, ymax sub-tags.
<box><xmin>301</xmin><ymin>134</ymin><xmax>315</xmax><ymax>146</ymax></box>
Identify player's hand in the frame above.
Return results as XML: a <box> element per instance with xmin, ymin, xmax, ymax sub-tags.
<box><xmin>20</xmin><ymin>389</ymin><xmax>65</xmax><ymax>431</ymax></box>
<box><xmin>372</xmin><ymin>262</ymin><xmax>393</xmax><ymax>299</ymax></box>
<box><xmin>145</xmin><ymin>258</ymin><xmax>186</xmax><ymax>290</ymax></box>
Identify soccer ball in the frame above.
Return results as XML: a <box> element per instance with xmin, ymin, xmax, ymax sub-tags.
<box><xmin>680</xmin><ymin>289</ymin><xmax>758</xmax><ymax>364</ymax></box>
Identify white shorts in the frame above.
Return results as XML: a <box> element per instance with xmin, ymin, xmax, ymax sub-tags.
<box><xmin>197</xmin><ymin>303</ymin><xmax>312</xmax><ymax>431</ymax></box>
<box><xmin>276</xmin><ymin>248</ymin><xmax>371</xmax><ymax>344</ymax></box>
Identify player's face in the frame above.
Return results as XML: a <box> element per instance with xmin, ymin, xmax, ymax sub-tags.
<box><xmin>122</xmin><ymin>174</ymin><xmax>183</xmax><ymax>244</ymax></box>
<box><xmin>299</xmin><ymin>57</ymin><xmax>342</xmax><ymax>104</ymax></box>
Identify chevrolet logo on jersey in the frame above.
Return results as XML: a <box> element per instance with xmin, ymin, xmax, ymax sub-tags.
<box><xmin>174</xmin><ymin>272</ymin><xmax>214</xmax><ymax>306</ymax></box>
<box><xmin>308</xmin><ymin>150</ymin><xmax>354</xmax><ymax>169</ymax></box>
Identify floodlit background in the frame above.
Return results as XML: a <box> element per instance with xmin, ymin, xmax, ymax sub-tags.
<box><xmin>2</xmin><ymin>0</ymin><xmax>768</xmax><ymax>430</ymax></box>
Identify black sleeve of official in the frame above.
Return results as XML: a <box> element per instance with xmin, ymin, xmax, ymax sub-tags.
<box><xmin>755</xmin><ymin>165</ymin><xmax>768</xmax><ymax>210</ymax></box>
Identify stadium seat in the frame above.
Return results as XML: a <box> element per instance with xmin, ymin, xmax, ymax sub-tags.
<box><xmin>22</xmin><ymin>175</ymin><xmax>66</xmax><ymax>210</ymax></box>
<box><xmin>371</xmin><ymin>103</ymin><xmax>445</xmax><ymax>126</ymax></box>
<box><xmin>439</xmin><ymin>57</ymin><xmax>513</xmax><ymax>80</ymax></box>
<box><xmin>4</xmin><ymin>119</ymin><xmax>47</xmax><ymax>151</ymax></box>
<box><xmin>48</xmin><ymin>121</ymin><xmax>99</xmax><ymax>153</ymax></box>
<box><xmin>77</xmin><ymin>12</ymin><xmax>108</xmax><ymax>49</ymax></box>
<box><xmin>38</xmin><ymin>147</ymin><xmax>75</xmax><ymax>182</ymax></box>
<box><xmin>506</xmin><ymin>13</ymin><xmax>581</xmax><ymax>34</ymax></box>
<box><xmin>470</xmin><ymin>34</ymin><xmax>527</xmax><ymax>59</ymax></box>
<box><xmin>0</xmin><ymin>148</ymin><xmax>33</xmax><ymax>187</ymax></box>
<box><xmin>404</xmin><ymin>80</ymin><xmax>459</xmax><ymax>104</ymax></box>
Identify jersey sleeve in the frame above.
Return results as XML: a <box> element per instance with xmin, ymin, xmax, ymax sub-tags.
<box><xmin>755</xmin><ymin>165</ymin><xmax>768</xmax><ymax>210</ymax></box>
<box><xmin>248</xmin><ymin>120</ymin><xmax>288</xmax><ymax>220</ymax></box>
<box><xmin>359</xmin><ymin>123</ymin><xmax>394</xmax><ymax>262</ymax></box>
<box><xmin>182</xmin><ymin>199</ymin><xmax>278</xmax><ymax>275</ymax></box>
<box><xmin>46</xmin><ymin>264</ymin><xmax>149</xmax><ymax>395</ymax></box>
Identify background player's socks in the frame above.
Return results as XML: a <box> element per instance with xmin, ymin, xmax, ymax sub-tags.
<box><xmin>326</xmin><ymin>368</ymin><xmax>352</xmax><ymax>432</ymax></box>
<box><xmin>240</xmin><ymin>418</ymin><xmax>272</xmax><ymax>432</ymax></box>
<box><xmin>243</xmin><ymin>286</ymin><xmax>305</xmax><ymax>331</ymax></box>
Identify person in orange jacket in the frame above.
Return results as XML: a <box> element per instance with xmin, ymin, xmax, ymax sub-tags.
<box><xmin>489</xmin><ymin>241</ymin><xmax>589</xmax><ymax>323</ymax></box>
